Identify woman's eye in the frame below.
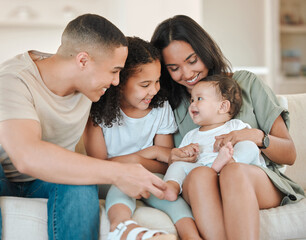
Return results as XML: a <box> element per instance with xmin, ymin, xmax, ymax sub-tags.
<box><xmin>168</xmin><ymin>67</ymin><xmax>179</xmax><ymax>72</ymax></box>
<box><xmin>189</xmin><ymin>57</ymin><xmax>198</xmax><ymax>65</ymax></box>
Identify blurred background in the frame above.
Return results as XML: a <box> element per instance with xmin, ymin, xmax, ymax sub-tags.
<box><xmin>0</xmin><ymin>0</ymin><xmax>305</xmax><ymax>94</ymax></box>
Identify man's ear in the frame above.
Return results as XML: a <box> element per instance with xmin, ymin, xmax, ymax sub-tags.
<box><xmin>76</xmin><ymin>52</ymin><xmax>90</xmax><ymax>69</ymax></box>
<box><xmin>219</xmin><ymin>100</ymin><xmax>231</xmax><ymax>114</ymax></box>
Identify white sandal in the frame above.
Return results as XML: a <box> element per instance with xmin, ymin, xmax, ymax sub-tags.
<box><xmin>107</xmin><ymin>220</ymin><xmax>176</xmax><ymax>240</ymax></box>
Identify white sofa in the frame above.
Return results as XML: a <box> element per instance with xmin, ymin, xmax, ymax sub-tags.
<box><xmin>0</xmin><ymin>93</ymin><xmax>306</xmax><ymax>240</ymax></box>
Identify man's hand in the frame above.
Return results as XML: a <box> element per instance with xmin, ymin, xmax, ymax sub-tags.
<box><xmin>168</xmin><ymin>143</ymin><xmax>199</xmax><ymax>165</ymax></box>
<box><xmin>114</xmin><ymin>163</ymin><xmax>167</xmax><ymax>199</ymax></box>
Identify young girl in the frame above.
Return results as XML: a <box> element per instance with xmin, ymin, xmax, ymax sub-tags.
<box><xmin>84</xmin><ymin>37</ymin><xmax>201</xmax><ymax>240</ymax></box>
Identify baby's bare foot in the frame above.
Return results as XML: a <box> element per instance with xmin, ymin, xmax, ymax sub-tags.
<box><xmin>164</xmin><ymin>181</ymin><xmax>180</xmax><ymax>201</ymax></box>
<box><xmin>212</xmin><ymin>142</ymin><xmax>234</xmax><ymax>172</ymax></box>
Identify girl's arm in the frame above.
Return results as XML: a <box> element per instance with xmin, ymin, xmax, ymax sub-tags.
<box><xmin>213</xmin><ymin>115</ymin><xmax>296</xmax><ymax>165</ymax></box>
<box><xmin>84</xmin><ymin>118</ymin><xmax>171</xmax><ymax>174</ymax></box>
<box><xmin>135</xmin><ymin>133</ymin><xmax>174</xmax><ymax>163</ymax></box>
<box><xmin>110</xmin><ymin>134</ymin><xmax>174</xmax><ymax>174</ymax></box>
<box><xmin>136</xmin><ymin>146</ymin><xmax>172</xmax><ymax>163</ymax></box>
<box><xmin>83</xmin><ymin>117</ymin><xmax>108</xmax><ymax>160</ymax></box>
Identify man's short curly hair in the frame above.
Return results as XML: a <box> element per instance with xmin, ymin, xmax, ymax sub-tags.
<box><xmin>58</xmin><ymin>14</ymin><xmax>127</xmax><ymax>58</ymax></box>
<box><xmin>90</xmin><ymin>37</ymin><xmax>166</xmax><ymax>127</ymax></box>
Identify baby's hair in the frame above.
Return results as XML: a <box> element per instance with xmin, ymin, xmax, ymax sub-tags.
<box><xmin>91</xmin><ymin>36</ymin><xmax>166</xmax><ymax>127</ymax></box>
<box><xmin>200</xmin><ymin>75</ymin><xmax>242</xmax><ymax>118</ymax></box>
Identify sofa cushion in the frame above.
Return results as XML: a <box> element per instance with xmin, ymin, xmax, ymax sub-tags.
<box><xmin>259</xmin><ymin>197</ymin><xmax>306</xmax><ymax>239</ymax></box>
<box><xmin>0</xmin><ymin>197</ymin><xmax>47</xmax><ymax>240</ymax></box>
<box><xmin>0</xmin><ymin>197</ymin><xmax>177</xmax><ymax>240</ymax></box>
<box><xmin>282</xmin><ymin>93</ymin><xmax>306</xmax><ymax>190</ymax></box>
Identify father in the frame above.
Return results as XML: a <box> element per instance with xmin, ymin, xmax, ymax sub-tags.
<box><xmin>0</xmin><ymin>14</ymin><xmax>166</xmax><ymax>239</ymax></box>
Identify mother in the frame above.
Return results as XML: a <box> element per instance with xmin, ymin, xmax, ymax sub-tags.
<box><xmin>151</xmin><ymin>15</ymin><xmax>305</xmax><ymax>239</ymax></box>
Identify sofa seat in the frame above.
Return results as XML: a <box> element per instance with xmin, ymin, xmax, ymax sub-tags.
<box><xmin>0</xmin><ymin>197</ymin><xmax>178</xmax><ymax>240</ymax></box>
<box><xmin>1</xmin><ymin>93</ymin><xmax>306</xmax><ymax>240</ymax></box>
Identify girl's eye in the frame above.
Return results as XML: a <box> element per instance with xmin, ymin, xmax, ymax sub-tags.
<box><xmin>140</xmin><ymin>84</ymin><xmax>149</xmax><ymax>88</ymax></box>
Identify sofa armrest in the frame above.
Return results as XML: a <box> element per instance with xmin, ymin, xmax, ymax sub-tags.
<box><xmin>280</xmin><ymin>93</ymin><xmax>306</xmax><ymax>190</ymax></box>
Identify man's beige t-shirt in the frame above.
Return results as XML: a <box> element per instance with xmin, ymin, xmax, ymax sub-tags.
<box><xmin>0</xmin><ymin>51</ymin><xmax>91</xmax><ymax>182</ymax></box>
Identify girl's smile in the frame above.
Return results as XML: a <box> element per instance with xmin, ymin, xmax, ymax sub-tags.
<box><xmin>120</xmin><ymin>60</ymin><xmax>161</xmax><ymax>117</ymax></box>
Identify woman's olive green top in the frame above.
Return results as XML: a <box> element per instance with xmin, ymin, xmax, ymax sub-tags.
<box><xmin>172</xmin><ymin>70</ymin><xmax>305</xmax><ymax>205</ymax></box>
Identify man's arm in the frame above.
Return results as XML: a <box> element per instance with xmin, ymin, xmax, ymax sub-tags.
<box><xmin>0</xmin><ymin>119</ymin><xmax>166</xmax><ymax>199</ymax></box>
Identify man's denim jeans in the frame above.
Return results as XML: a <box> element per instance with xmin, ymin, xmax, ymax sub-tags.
<box><xmin>0</xmin><ymin>165</ymin><xmax>100</xmax><ymax>240</ymax></box>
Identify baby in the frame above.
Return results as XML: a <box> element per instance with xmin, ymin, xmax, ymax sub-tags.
<box><xmin>164</xmin><ymin>75</ymin><xmax>266</xmax><ymax>201</ymax></box>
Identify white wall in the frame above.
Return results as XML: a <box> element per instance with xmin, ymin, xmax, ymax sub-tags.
<box><xmin>202</xmin><ymin>0</ymin><xmax>265</xmax><ymax>66</ymax></box>
<box><xmin>0</xmin><ymin>0</ymin><xmax>277</xmax><ymax>89</ymax></box>
<box><xmin>0</xmin><ymin>0</ymin><xmax>202</xmax><ymax>63</ymax></box>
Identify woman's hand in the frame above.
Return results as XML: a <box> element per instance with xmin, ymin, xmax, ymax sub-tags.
<box><xmin>168</xmin><ymin>143</ymin><xmax>199</xmax><ymax>165</ymax></box>
<box><xmin>213</xmin><ymin>128</ymin><xmax>264</xmax><ymax>152</ymax></box>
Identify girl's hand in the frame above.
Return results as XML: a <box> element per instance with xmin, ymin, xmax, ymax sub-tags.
<box><xmin>213</xmin><ymin>128</ymin><xmax>263</xmax><ymax>152</ymax></box>
<box><xmin>168</xmin><ymin>143</ymin><xmax>199</xmax><ymax>165</ymax></box>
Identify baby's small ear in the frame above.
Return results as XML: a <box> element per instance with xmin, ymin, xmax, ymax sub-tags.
<box><xmin>219</xmin><ymin>100</ymin><xmax>231</xmax><ymax>114</ymax></box>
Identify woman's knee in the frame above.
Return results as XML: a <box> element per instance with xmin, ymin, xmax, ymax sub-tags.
<box><xmin>219</xmin><ymin>163</ymin><xmax>251</xmax><ymax>191</ymax></box>
<box><xmin>185</xmin><ymin>166</ymin><xmax>217</xmax><ymax>184</ymax></box>
<box><xmin>183</xmin><ymin>167</ymin><xmax>218</xmax><ymax>197</ymax></box>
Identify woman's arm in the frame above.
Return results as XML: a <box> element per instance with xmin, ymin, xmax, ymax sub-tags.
<box><xmin>261</xmin><ymin>115</ymin><xmax>296</xmax><ymax>165</ymax></box>
<box><xmin>214</xmin><ymin>115</ymin><xmax>296</xmax><ymax>165</ymax></box>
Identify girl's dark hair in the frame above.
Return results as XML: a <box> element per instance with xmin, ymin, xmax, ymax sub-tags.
<box><xmin>201</xmin><ymin>75</ymin><xmax>242</xmax><ymax>118</ymax></box>
<box><xmin>90</xmin><ymin>36</ymin><xmax>166</xmax><ymax>127</ymax></box>
<box><xmin>151</xmin><ymin>15</ymin><xmax>232</xmax><ymax>110</ymax></box>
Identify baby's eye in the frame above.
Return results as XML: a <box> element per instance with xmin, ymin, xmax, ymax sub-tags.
<box><xmin>190</xmin><ymin>98</ymin><xmax>194</xmax><ymax>103</ymax></box>
<box><xmin>198</xmin><ymin>97</ymin><xmax>203</xmax><ymax>101</ymax></box>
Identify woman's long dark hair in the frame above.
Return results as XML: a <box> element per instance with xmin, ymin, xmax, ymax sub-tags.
<box><xmin>151</xmin><ymin>15</ymin><xmax>232</xmax><ymax>110</ymax></box>
<box><xmin>90</xmin><ymin>36</ymin><xmax>166</xmax><ymax>127</ymax></box>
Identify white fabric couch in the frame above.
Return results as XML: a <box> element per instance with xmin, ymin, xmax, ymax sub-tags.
<box><xmin>1</xmin><ymin>93</ymin><xmax>306</xmax><ymax>240</ymax></box>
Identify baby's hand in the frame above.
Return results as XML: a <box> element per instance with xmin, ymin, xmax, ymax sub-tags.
<box><xmin>180</xmin><ymin>143</ymin><xmax>199</xmax><ymax>157</ymax></box>
<box><xmin>168</xmin><ymin>143</ymin><xmax>199</xmax><ymax>165</ymax></box>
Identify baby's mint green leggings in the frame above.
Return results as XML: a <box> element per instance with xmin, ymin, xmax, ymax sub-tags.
<box><xmin>105</xmin><ymin>174</ymin><xmax>193</xmax><ymax>224</ymax></box>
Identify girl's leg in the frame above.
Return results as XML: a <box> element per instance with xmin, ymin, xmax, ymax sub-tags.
<box><xmin>106</xmin><ymin>185</ymin><xmax>174</xmax><ymax>240</ymax></box>
<box><xmin>144</xmin><ymin>174</ymin><xmax>202</xmax><ymax>240</ymax></box>
<box><xmin>219</xmin><ymin>163</ymin><xmax>283</xmax><ymax>240</ymax></box>
<box><xmin>105</xmin><ymin>185</ymin><xmax>136</xmax><ymax>231</ymax></box>
<box><xmin>182</xmin><ymin>166</ymin><xmax>227</xmax><ymax>240</ymax></box>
